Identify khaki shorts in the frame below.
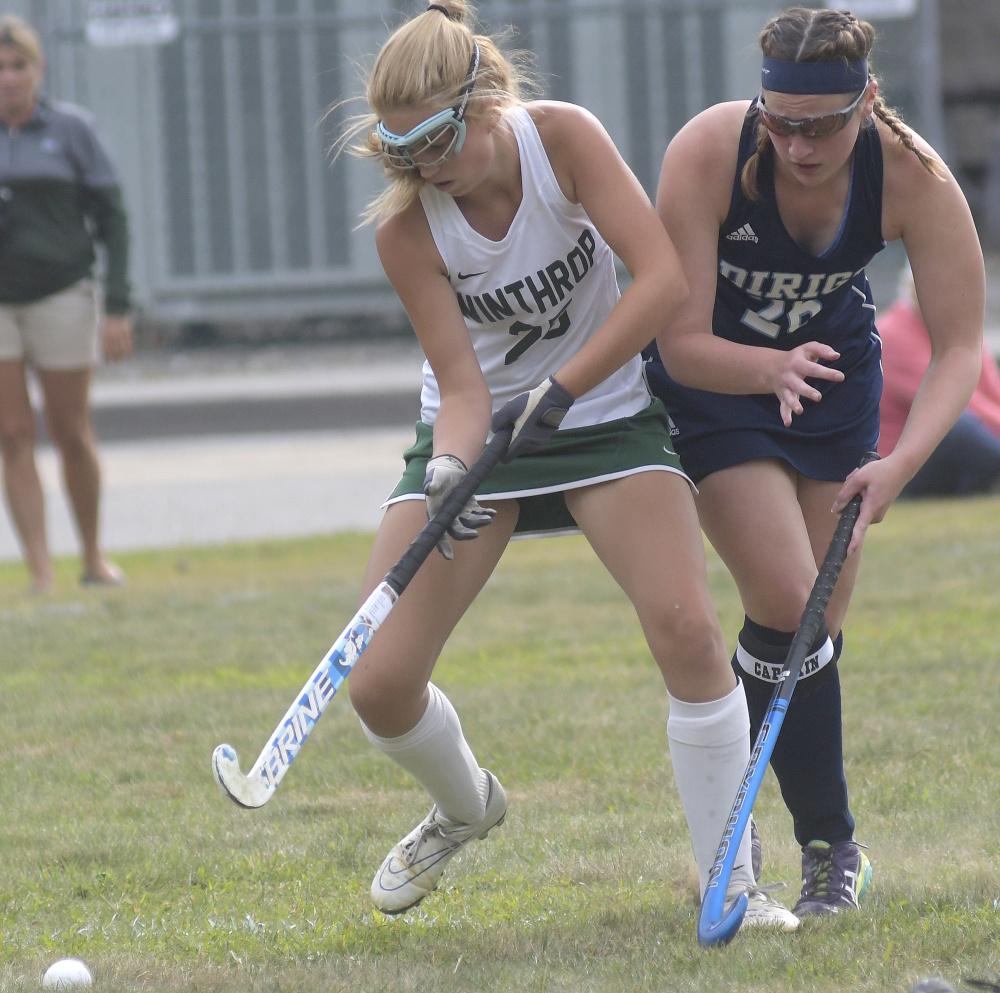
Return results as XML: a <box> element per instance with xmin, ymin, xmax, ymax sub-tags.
<box><xmin>0</xmin><ymin>280</ymin><xmax>101</xmax><ymax>369</ymax></box>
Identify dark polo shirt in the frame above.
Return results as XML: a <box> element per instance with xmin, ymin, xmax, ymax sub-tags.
<box><xmin>0</xmin><ymin>97</ymin><xmax>130</xmax><ymax>313</ymax></box>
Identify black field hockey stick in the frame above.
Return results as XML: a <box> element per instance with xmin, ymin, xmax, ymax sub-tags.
<box><xmin>697</xmin><ymin>451</ymin><xmax>880</xmax><ymax>945</ymax></box>
<box><xmin>212</xmin><ymin>425</ymin><xmax>513</xmax><ymax>809</ymax></box>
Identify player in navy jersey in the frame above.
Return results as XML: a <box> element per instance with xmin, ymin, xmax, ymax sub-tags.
<box><xmin>644</xmin><ymin>6</ymin><xmax>984</xmax><ymax>917</ymax></box>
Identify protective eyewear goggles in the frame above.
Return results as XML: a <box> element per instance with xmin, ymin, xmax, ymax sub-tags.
<box><xmin>376</xmin><ymin>42</ymin><xmax>481</xmax><ymax>171</ymax></box>
<box><xmin>757</xmin><ymin>84</ymin><xmax>868</xmax><ymax>139</ymax></box>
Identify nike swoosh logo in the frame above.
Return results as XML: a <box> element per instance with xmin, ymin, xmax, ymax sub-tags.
<box><xmin>457</xmin><ymin>271</ymin><xmax>487</xmax><ymax>280</ymax></box>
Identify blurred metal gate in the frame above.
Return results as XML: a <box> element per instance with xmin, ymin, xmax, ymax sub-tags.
<box><xmin>14</xmin><ymin>0</ymin><xmax>940</xmax><ymax>326</ymax></box>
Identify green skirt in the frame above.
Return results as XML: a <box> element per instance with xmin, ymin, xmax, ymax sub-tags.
<box><xmin>385</xmin><ymin>399</ymin><xmax>689</xmax><ymax>538</ymax></box>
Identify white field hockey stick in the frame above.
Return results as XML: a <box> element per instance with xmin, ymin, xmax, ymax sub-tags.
<box><xmin>697</xmin><ymin>452</ymin><xmax>880</xmax><ymax>945</ymax></box>
<box><xmin>212</xmin><ymin>425</ymin><xmax>513</xmax><ymax>809</ymax></box>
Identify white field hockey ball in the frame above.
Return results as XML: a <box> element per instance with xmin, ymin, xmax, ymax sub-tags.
<box><xmin>42</xmin><ymin>959</ymin><xmax>93</xmax><ymax>989</ymax></box>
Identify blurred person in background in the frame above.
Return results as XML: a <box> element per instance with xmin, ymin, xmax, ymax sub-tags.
<box><xmin>879</xmin><ymin>262</ymin><xmax>1000</xmax><ymax>497</ymax></box>
<box><xmin>0</xmin><ymin>14</ymin><xmax>132</xmax><ymax>592</ymax></box>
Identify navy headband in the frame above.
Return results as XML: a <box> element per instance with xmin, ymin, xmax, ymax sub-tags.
<box><xmin>761</xmin><ymin>57</ymin><xmax>869</xmax><ymax>94</ymax></box>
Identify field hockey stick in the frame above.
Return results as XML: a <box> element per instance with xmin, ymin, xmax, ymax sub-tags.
<box><xmin>212</xmin><ymin>425</ymin><xmax>513</xmax><ymax>809</ymax></box>
<box><xmin>697</xmin><ymin>451</ymin><xmax>880</xmax><ymax>945</ymax></box>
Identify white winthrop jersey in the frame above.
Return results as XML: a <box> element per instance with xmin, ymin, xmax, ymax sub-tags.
<box><xmin>417</xmin><ymin>104</ymin><xmax>650</xmax><ymax>430</ymax></box>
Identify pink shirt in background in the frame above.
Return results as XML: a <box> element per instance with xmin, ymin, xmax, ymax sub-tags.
<box><xmin>877</xmin><ymin>298</ymin><xmax>1000</xmax><ymax>456</ymax></box>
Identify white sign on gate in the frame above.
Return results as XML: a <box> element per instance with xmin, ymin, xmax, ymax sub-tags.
<box><xmin>85</xmin><ymin>0</ymin><xmax>180</xmax><ymax>47</ymax></box>
<box><xmin>825</xmin><ymin>0</ymin><xmax>918</xmax><ymax>17</ymax></box>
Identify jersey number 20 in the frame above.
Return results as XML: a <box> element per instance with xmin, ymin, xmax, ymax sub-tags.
<box><xmin>742</xmin><ymin>299</ymin><xmax>823</xmax><ymax>338</ymax></box>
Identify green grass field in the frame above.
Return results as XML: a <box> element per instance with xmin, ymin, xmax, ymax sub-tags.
<box><xmin>1</xmin><ymin>497</ymin><xmax>999</xmax><ymax>992</ymax></box>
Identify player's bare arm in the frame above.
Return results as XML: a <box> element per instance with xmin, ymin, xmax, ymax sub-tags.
<box><xmin>840</xmin><ymin>123</ymin><xmax>982</xmax><ymax>500</ymax></box>
<box><xmin>376</xmin><ymin>203</ymin><xmax>492</xmax><ymax>466</ymax></box>
<box><xmin>527</xmin><ymin>101</ymin><xmax>688</xmax><ymax>398</ymax></box>
<box><xmin>832</xmin><ymin>121</ymin><xmax>986</xmax><ymax>541</ymax></box>
<box><xmin>882</xmin><ymin>123</ymin><xmax>985</xmax><ymax>470</ymax></box>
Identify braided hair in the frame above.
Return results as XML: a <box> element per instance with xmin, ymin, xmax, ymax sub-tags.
<box><xmin>742</xmin><ymin>6</ymin><xmax>945</xmax><ymax>202</ymax></box>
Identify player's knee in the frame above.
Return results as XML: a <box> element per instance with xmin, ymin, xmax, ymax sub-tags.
<box><xmin>346</xmin><ymin>668</ymin><xmax>387</xmax><ymax>726</ymax></box>
<box><xmin>48</xmin><ymin>420</ymin><xmax>94</xmax><ymax>457</ymax></box>
<box><xmin>646</xmin><ymin>596</ymin><xmax>727</xmax><ymax>670</ymax></box>
<box><xmin>749</xmin><ymin>575</ymin><xmax>814</xmax><ymax>631</ymax></box>
<box><xmin>347</xmin><ymin>661</ymin><xmax>425</xmax><ymax>729</ymax></box>
<box><xmin>0</xmin><ymin>413</ymin><xmax>36</xmax><ymax>454</ymax></box>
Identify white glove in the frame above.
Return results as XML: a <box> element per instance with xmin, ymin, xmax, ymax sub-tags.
<box><xmin>423</xmin><ymin>454</ymin><xmax>497</xmax><ymax>560</ymax></box>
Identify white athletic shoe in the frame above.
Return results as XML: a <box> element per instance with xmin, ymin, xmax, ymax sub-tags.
<box><xmin>729</xmin><ymin>882</ymin><xmax>800</xmax><ymax>932</ymax></box>
<box><xmin>371</xmin><ymin>770</ymin><xmax>507</xmax><ymax>914</ymax></box>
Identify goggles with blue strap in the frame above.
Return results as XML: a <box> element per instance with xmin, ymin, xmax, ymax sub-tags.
<box><xmin>376</xmin><ymin>42</ymin><xmax>481</xmax><ymax>170</ymax></box>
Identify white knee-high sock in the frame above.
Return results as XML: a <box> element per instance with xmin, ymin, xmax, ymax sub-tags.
<box><xmin>361</xmin><ymin>682</ymin><xmax>488</xmax><ymax>825</ymax></box>
<box><xmin>666</xmin><ymin>683</ymin><xmax>755</xmax><ymax>897</ymax></box>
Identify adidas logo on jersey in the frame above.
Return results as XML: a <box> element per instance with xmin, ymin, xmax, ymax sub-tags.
<box><xmin>726</xmin><ymin>224</ymin><xmax>759</xmax><ymax>243</ymax></box>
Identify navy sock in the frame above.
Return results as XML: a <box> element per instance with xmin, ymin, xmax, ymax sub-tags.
<box><xmin>733</xmin><ymin>618</ymin><xmax>855</xmax><ymax>847</ymax></box>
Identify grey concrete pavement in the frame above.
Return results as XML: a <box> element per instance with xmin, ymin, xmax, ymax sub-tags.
<box><xmin>0</xmin><ymin>339</ymin><xmax>426</xmax><ymax>564</ymax></box>
<box><xmin>4</xmin><ymin>427</ymin><xmax>416</xmax><ymax>561</ymax></box>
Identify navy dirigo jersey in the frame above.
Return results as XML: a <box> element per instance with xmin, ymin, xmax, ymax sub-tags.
<box><xmin>645</xmin><ymin>100</ymin><xmax>885</xmax><ymax>483</ymax></box>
